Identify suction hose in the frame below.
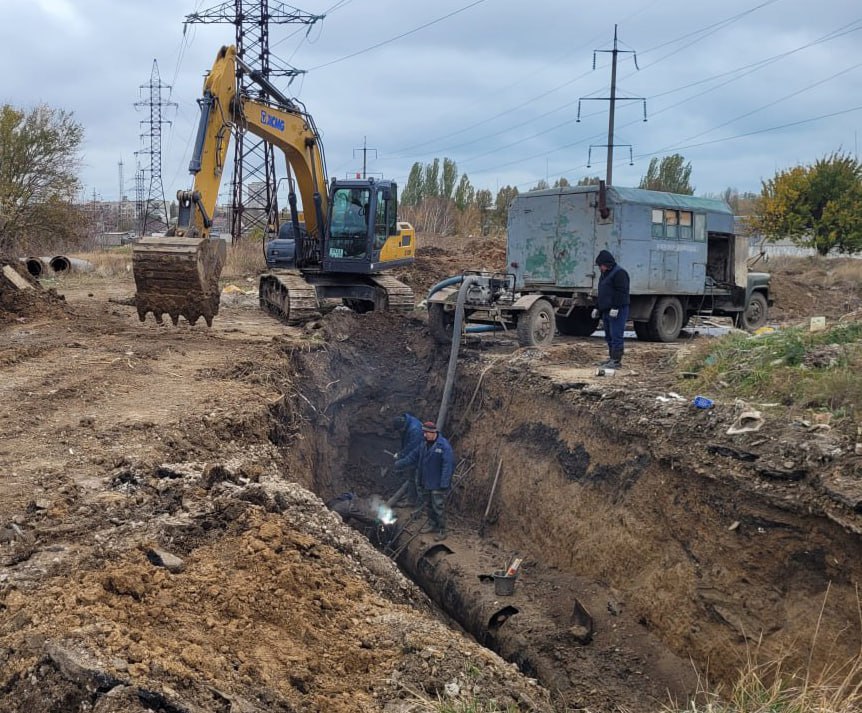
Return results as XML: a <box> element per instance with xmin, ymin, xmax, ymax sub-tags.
<box><xmin>436</xmin><ymin>275</ymin><xmax>482</xmax><ymax>432</ymax></box>
<box><xmin>426</xmin><ymin>275</ymin><xmax>463</xmax><ymax>301</ymax></box>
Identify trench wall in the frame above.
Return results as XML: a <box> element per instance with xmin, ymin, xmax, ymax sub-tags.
<box><xmin>280</xmin><ymin>322</ymin><xmax>862</xmax><ymax>684</ymax></box>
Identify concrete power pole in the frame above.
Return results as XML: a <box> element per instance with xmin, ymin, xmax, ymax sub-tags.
<box><xmin>577</xmin><ymin>25</ymin><xmax>647</xmax><ymax>186</ymax></box>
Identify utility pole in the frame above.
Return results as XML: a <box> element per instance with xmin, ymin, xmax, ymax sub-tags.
<box><xmin>118</xmin><ymin>159</ymin><xmax>124</xmax><ymax>230</ymax></box>
<box><xmin>353</xmin><ymin>137</ymin><xmax>377</xmax><ymax>179</ymax></box>
<box><xmin>577</xmin><ymin>25</ymin><xmax>647</xmax><ymax>185</ymax></box>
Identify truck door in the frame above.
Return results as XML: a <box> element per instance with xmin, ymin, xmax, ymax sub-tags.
<box><xmin>508</xmin><ymin>194</ymin><xmax>557</xmax><ymax>285</ymax></box>
<box><xmin>555</xmin><ymin>191</ymin><xmax>595</xmax><ymax>290</ymax></box>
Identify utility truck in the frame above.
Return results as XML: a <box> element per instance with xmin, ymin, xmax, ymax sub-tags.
<box><xmin>428</xmin><ymin>183</ymin><xmax>771</xmax><ymax>347</ymax></box>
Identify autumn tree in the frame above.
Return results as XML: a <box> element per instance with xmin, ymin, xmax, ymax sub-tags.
<box><xmin>750</xmin><ymin>152</ymin><xmax>862</xmax><ymax>255</ymax></box>
<box><xmin>638</xmin><ymin>154</ymin><xmax>694</xmax><ymax>194</ymax></box>
<box><xmin>0</xmin><ymin>103</ymin><xmax>84</xmax><ymax>253</ymax></box>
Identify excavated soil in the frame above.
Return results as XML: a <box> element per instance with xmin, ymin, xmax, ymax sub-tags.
<box><xmin>1</xmin><ymin>245</ymin><xmax>861</xmax><ymax>712</ymax></box>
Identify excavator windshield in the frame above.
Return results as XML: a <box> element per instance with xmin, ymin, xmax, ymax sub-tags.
<box><xmin>328</xmin><ymin>187</ymin><xmax>372</xmax><ymax>259</ymax></box>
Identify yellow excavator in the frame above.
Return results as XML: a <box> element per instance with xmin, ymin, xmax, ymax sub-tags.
<box><xmin>133</xmin><ymin>45</ymin><xmax>415</xmax><ymax>326</ymax></box>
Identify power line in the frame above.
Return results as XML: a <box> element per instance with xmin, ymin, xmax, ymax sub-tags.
<box><xmin>446</xmin><ymin>17</ymin><xmax>862</xmax><ymax>186</ymax></box>
<box><xmin>307</xmin><ymin>0</ymin><xmax>488</xmax><ymax>71</ymax></box>
<box><xmin>389</xmin><ymin>0</ymin><xmax>786</xmax><ymax>158</ymax></box>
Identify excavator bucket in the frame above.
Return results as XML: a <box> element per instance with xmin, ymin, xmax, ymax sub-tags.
<box><xmin>132</xmin><ymin>236</ymin><xmax>226</xmax><ymax>326</ymax></box>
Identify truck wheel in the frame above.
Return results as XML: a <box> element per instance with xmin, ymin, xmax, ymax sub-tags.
<box><xmin>517</xmin><ymin>299</ymin><xmax>555</xmax><ymax>348</ymax></box>
<box><xmin>555</xmin><ymin>309</ymin><xmax>599</xmax><ymax>337</ymax></box>
<box><xmin>647</xmin><ymin>296</ymin><xmax>684</xmax><ymax>342</ymax></box>
<box><xmin>428</xmin><ymin>303</ymin><xmax>455</xmax><ymax>344</ymax></box>
<box><xmin>735</xmin><ymin>292</ymin><xmax>768</xmax><ymax>331</ymax></box>
<box><xmin>633</xmin><ymin>321</ymin><xmax>651</xmax><ymax>341</ymax></box>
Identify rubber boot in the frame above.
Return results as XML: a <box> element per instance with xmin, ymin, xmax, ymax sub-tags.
<box><xmin>597</xmin><ymin>353</ymin><xmax>615</xmax><ymax>367</ymax></box>
<box><xmin>608</xmin><ymin>349</ymin><xmax>623</xmax><ymax>369</ymax></box>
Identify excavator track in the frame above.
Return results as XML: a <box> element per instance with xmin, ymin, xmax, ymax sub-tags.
<box><xmin>369</xmin><ymin>274</ymin><xmax>415</xmax><ymax>313</ymax></box>
<box><xmin>133</xmin><ymin>237</ymin><xmax>226</xmax><ymax>326</ymax></box>
<box><xmin>259</xmin><ymin>270</ymin><xmax>322</xmax><ymax>325</ymax></box>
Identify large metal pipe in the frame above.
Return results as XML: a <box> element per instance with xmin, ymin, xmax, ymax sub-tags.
<box><xmin>393</xmin><ymin>534</ymin><xmax>586</xmax><ymax>695</ymax></box>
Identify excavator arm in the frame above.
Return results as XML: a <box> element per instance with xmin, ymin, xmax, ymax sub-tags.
<box><xmin>132</xmin><ymin>45</ymin><xmax>330</xmax><ymax>325</ymax></box>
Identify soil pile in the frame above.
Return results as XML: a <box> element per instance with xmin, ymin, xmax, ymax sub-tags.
<box><xmin>0</xmin><ymin>258</ymin><xmax>68</xmax><ymax>323</ymax></box>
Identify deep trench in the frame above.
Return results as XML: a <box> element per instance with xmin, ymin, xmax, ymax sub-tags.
<box><xmin>276</xmin><ymin>316</ymin><xmax>862</xmax><ymax>709</ymax></box>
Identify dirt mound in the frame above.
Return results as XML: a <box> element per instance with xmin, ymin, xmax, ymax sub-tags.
<box><xmin>765</xmin><ymin>256</ymin><xmax>862</xmax><ymax>323</ymax></box>
<box><xmin>396</xmin><ymin>233</ymin><xmax>507</xmax><ymax>299</ymax></box>
<box><xmin>0</xmin><ymin>258</ymin><xmax>68</xmax><ymax>324</ymax></box>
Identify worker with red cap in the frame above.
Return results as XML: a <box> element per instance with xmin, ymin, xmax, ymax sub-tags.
<box><xmin>393</xmin><ymin>420</ymin><xmax>455</xmax><ymax>540</ymax></box>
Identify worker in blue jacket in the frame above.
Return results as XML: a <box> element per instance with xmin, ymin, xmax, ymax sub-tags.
<box><xmin>394</xmin><ymin>421</ymin><xmax>455</xmax><ymax>540</ymax></box>
<box><xmin>592</xmin><ymin>249</ymin><xmax>630</xmax><ymax>369</ymax></box>
<box><xmin>392</xmin><ymin>412</ymin><xmax>424</xmax><ymax>505</ymax></box>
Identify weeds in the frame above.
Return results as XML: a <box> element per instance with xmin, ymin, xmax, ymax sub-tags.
<box><xmin>223</xmin><ymin>238</ymin><xmax>265</xmax><ymax>278</ymax></box>
<box><xmin>666</xmin><ymin>654</ymin><xmax>862</xmax><ymax>713</ymax></box>
<box><xmin>680</xmin><ymin>320</ymin><xmax>862</xmax><ymax>417</ymax></box>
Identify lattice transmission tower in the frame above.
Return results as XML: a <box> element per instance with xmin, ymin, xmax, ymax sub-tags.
<box><xmin>134</xmin><ymin>161</ymin><xmax>145</xmax><ymax>235</ymax></box>
<box><xmin>185</xmin><ymin>1</ymin><xmax>323</xmax><ymax>242</ymax></box>
<box><xmin>135</xmin><ymin>59</ymin><xmax>177</xmax><ymax>236</ymax></box>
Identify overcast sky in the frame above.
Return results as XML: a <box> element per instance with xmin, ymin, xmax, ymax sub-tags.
<box><xmin>2</xmin><ymin>0</ymin><xmax>860</xmax><ymax>207</ymax></box>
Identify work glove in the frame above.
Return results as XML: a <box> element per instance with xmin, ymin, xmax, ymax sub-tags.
<box><xmin>590</xmin><ymin>309</ymin><xmax>599</xmax><ymax>319</ymax></box>
<box><xmin>609</xmin><ymin>308</ymin><xmax>619</xmax><ymax>318</ymax></box>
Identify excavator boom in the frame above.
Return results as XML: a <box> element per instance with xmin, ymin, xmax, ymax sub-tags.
<box><xmin>133</xmin><ymin>44</ymin><xmax>415</xmax><ymax>327</ymax></box>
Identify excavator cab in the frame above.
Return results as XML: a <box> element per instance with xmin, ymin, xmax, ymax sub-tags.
<box><xmin>323</xmin><ymin>179</ymin><xmax>413</xmax><ymax>274</ymax></box>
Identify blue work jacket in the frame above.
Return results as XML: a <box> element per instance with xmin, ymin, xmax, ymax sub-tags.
<box><xmin>400</xmin><ymin>413</ymin><xmax>424</xmax><ymax>456</ymax></box>
<box><xmin>395</xmin><ymin>435</ymin><xmax>455</xmax><ymax>490</ymax></box>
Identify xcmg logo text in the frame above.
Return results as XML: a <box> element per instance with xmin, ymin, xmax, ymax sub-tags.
<box><xmin>261</xmin><ymin>111</ymin><xmax>285</xmax><ymax>131</ymax></box>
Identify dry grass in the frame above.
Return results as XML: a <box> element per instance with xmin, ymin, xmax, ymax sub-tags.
<box><xmin>71</xmin><ymin>247</ymin><xmax>133</xmax><ymax>277</ymax></box>
<box><xmin>223</xmin><ymin>239</ymin><xmax>266</xmax><ymax>278</ymax></box>
<box><xmin>669</xmin><ymin>653</ymin><xmax>862</xmax><ymax>713</ymax></box>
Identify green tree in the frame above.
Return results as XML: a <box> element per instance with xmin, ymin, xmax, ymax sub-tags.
<box><xmin>401</xmin><ymin>162</ymin><xmax>423</xmax><ymax>206</ymax></box>
<box><xmin>576</xmin><ymin>176</ymin><xmax>601</xmax><ymax>186</ymax></box>
<box><xmin>0</xmin><ymin>103</ymin><xmax>84</xmax><ymax>252</ymax></box>
<box><xmin>440</xmin><ymin>158</ymin><xmax>458</xmax><ymax>200</ymax></box>
<box><xmin>423</xmin><ymin>158</ymin><xmax>440</xmax><ymax>199</ymax></box>
<box><xmin>750</xmin><ymin>152</ymin><xmax>862</xmax><ymax>255</ymax></box>
<box><xmin>454</xmin><ymin>174</ymin><xmax>474</xmax><ymax>211</ymax></box>
<box><xmin>493</xmin><ymin>185</ymin><xmax>519</xmax><ymax>229</ymax></box>
<box><xmin>638</xmin><ymin>154</ymin><xmax>694</xmax><ymax>194</ymax></box>
<box><xmin>554</xmin><ymin>177</ymin><xmax>571</xmax><ymax>188</ymax></box>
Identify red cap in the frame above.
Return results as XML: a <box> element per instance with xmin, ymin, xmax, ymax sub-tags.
<box><xmin>422</xmin><ymin>421</ymin><xmax>438</xmax><ymax>433</ymax></box>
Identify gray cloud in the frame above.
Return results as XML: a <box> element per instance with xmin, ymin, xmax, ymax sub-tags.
<box><xmin>2</xmin><ymin>0</ymin><xmax>859</xmax><ymax>205</ymax></box>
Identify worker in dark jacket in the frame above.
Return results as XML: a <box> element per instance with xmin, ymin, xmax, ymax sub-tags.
<box><xmin>592</xmin><ymin>250</ymin><xmax>630</xmax><ymax>368</ymax></box>
<box><xmin>393</xmin><ymin>421</ymin><xmax>455</xmax><ymax>540</ymax></box>
<box><xmin>392</xmin><ymin>412</ymin><xmax>424</xmax><ymax>505</ymax></box>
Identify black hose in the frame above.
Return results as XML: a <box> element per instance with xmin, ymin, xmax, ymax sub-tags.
<box><xmin>436</xmin><ymin>276</ymin><xmax>481</xmax><ymax>432</ymax></box>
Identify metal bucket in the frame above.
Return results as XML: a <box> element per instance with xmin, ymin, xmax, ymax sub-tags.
<box><xmin>493</xmin><ymin>570</ymin><xmax>516</xmax><ymax>597</ymax></box>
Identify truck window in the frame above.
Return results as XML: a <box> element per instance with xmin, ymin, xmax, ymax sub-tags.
<box><xmin>679</xmin><ymin>211</ymin><xmax>692</xmax><ymax>240</ymax></box>
<box><xmin>694</xmin><ymin>213</ymin><xmax>706</xmax><ymax>242</ymax></box>
<box><xmin>651</xmin><ymin>209</ymin><xmax>663</xmax><ymax>238</ymax></box>
<box><xmin>664</xmin><ymin>210</ymin><xmax>678</xmax><ymax>239</ymax></box>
